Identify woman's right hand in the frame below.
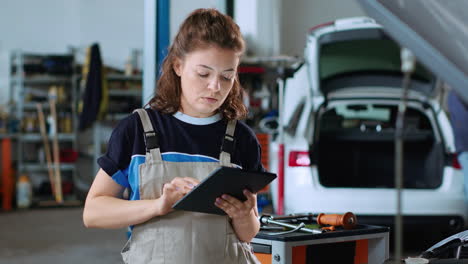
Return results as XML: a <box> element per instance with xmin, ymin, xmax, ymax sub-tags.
<box><xmin>158</xmin><ymin>177</ymin><xmax>199</xmax><ymax>215</ymax></box>
<box><xmin>84</xmin><ymin>171</ymin><xmax>200</xmax><ymax>228</ymax></box>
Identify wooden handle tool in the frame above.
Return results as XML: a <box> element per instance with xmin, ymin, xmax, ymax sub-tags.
<box><xmin>316</xmin><ymin>212</ymin><xmax>357</xmax><ymax>230</ymax></box>
<box><xmin>49</xmin><ymin>87</ymin><xmax>63</xmax><ymax>203</ymax></box>
<box><xmin>36</xmin><ymin>103</ymin><xmax>55</xmax><ymax>196</ymax></box>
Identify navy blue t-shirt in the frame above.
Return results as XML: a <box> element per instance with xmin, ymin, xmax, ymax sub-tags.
<box><xmin>98</xmin><ymin>108</ymin><xmax>264</xmax><ymax>201</ymax></box>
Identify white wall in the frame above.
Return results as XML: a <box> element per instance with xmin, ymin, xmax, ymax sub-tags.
<box><xmin>235</xmin><ymin>0</ymin><xmax>281</xmax><ymax>57</ymax></box>
<box><xmin>280</xmin><ymin>0</ymin><xmax>366</xmax><ymax>56</ymax></box>
<box><xmin>0</xmin><ymin>0</ymin><xmax>81</xmax><ymax>105</ymax></box>
<box><xmin>0</xmin><ymin>0</ymin><xmax>144</xmax><ymax>105</ymax></box>
<box><xmin>0</xmin><ymin>0</ymin><xmax>367</xmax><ymax>105</ymax></box>
<box><xmin>78</xmin><ymin>0</ymin><xmax>144</xmax><ymax>69</ymax></box>
<box><xmin>234</xmin><ymin>0</ymin><xmax>364</xmax><ymax>57</ymax></box>
<box><xmin>170</xmin><ymin>0</ymin><xmax>225</xmax><ymax>42</ymax></box>
<box><xmin>0</xmin><ymin>0</ymin><xmax>229</xmax><ymax>105</ymax></box>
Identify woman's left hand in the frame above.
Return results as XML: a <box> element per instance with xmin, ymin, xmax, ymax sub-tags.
<box><xmin>215</xmin><ymin>190</ymin><xmax>257</xmax><ymax>220</ymax></box>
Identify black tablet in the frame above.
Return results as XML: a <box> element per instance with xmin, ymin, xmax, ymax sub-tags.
<box><xmin>172</xmin><ymin>166</ymin><xmax>277</xmax><ymax>215</ymax></box>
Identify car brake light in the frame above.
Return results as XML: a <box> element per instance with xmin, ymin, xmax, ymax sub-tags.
<box><xmin>288</xmin><ymin>151</ymin><xmax>310</xmax><ymax>167</ymax></box>
<box><xmin>452</xmin><ymin>153</ymin><xmax>462</xmax><ymax>170</ymax></box>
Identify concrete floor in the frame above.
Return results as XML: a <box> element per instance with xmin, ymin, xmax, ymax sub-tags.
<box><xmin>0</xmin><ymin>207</ymin><xmax>126</xmax><ymax>264</ymax></box>
<box><xmin>0</xmin><ymin>207</ymin><xmax>435</xmax><ymax>264</ymax></box>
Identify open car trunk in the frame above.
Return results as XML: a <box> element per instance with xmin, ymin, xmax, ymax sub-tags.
<box><xmin>315</xmin><ymin>103</ymin><xmax>444</xmax><ymax>189</ymax></box>
<box><xmin>317</xmin><ymin>29</ymin><xmax>436</xmax><ymax>98</ymax></box>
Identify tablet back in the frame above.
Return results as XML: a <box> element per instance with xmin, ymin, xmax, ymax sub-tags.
<box><xmin>172</xmin><ymin>166</ymin><xmax>277</xmax><ymax>215</ymax></box>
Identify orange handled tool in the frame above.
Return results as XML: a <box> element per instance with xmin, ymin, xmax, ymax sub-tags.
<box><xmin>316</xmin><ymin>212</ymin><xmax>357</xmax><ymax>230</ymax></box>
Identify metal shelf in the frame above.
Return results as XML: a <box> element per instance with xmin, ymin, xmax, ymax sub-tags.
<box><xmin>10</xmin><ymin>51</ymin><xmax>79</xmax><ymax>199</ymax></box>
<box><xmin>106</xmin><ymin>74</ymin><xmax>142</xmax><ymax>81</ymax></box>
<box><xmin>88</xmin><ymin>73</ymin><xmax>143</xmax><ymax>173</ymax></box>
<box><xmin>108</xmin><ymin>89</ymin><xmax>142</xmax><ymax>97</ymax></box>
<box><xmin>10</xmin><ymin>76</ymin><xmax>72</xmax><ymax>85</ymax></box>
<box><xmin>103</xmin><ymin>113</ymin><xmax>131</xmax><ymax>121</ymax></box>
<box><xmin>21</xmin><ymin>102</ymin><xmax>72</xmax><ymax>110</ymax></box>
<box><xmin>0</xmin><ymin>134</ymin><xmax>18</xmax><ymax>139</ymax></box>
<box><xmin>20</xmin><ymin>163</ymin><xmax>76</xmax><ymax>171</ymax></box>
<box><xmin>20</xmin><ymin>133</ymin><xmax>76</xmax><ymax>141</ymax></box>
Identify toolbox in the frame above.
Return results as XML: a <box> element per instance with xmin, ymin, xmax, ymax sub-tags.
<box><xmin>252</xmin><ymin>224</ymin><xmax>389</xmax><ymax>264</ymax></box>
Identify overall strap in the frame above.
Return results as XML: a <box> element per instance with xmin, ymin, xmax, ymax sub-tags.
<box><xmin>133</xmin><ymin>108</ymin><xmax>162</xmax><ymax>162</ymax></box>
<box><xmin>219</xmin><ymin>120</ymin><xmax>237</xmax><ymax>166</ymax></box>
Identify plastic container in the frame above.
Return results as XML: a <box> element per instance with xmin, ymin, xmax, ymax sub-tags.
<box><xmin>16</xmin><ymin>174</ymin><xmax>32</xmax><ymax>208</ymax></box>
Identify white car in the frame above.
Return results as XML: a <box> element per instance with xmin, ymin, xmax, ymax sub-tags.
<box><xmin>268</xmin><ymin>17</ymin><xmax>468</xmax><ymax>236</ymax></box>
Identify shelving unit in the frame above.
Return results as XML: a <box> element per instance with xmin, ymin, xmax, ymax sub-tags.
<box><xmin>77</xmin><ymin>73</ymin><xmax>142</xmax><ymax>176</ymax></box>
<box><xmin>9</xmin><ymin>50</ymin><xmax>79</xmax><ymax>204</ymax></box>
<box><xmin>105</xmin><ymin>73</ymin><xmax>143</xmax><ymax>120</ymax></box>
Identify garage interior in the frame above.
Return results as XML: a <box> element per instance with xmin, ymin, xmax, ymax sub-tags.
<box><xmin>1</xmin><ymin>0</ymin><xmax>467</xmax><ymax>263</ymax></box>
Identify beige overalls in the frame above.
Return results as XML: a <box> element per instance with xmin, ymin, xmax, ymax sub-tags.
<box><xmin>121</xmin><ymin>109</ymin><xmax>260</xmax><ymax>264</ymax></box>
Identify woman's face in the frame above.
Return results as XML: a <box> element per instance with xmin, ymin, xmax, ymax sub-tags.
<box><xmin>174</xmin><ymin>46</ymin><xmax>240</xmax><ymax>118</ymax></box>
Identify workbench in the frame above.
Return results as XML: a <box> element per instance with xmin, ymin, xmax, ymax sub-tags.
<box><xmin>252</xmin><ymin>224</ymin><xmax>389</xmax><ymax>264</ymax></box>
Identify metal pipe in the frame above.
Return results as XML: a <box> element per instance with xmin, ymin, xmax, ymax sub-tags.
<box><xmin>277</xmin><ymin>75</ymin><xmax>285</xmax><ymax>215</ymax></box>
<box><xmin>394</xmin><ymin>47</ymin><xmax>416</xmax><ymax>263</ymax></box>
<box><xmin>271</xmin><ymin>213</ymin><xmax>314</xmax><ymax>221</ymax></box>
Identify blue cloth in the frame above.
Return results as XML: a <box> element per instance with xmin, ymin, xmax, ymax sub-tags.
<box><xmin>79</xmin><ymin>43</ymin><xmax>103</xmax><ymax>131</ymax></box>
<box><xmin>97</xmin><ymin>108</ymin><xmax>265</xmax><ymax>201</ymax></box>
<box><xmin>457</xmin><ymin>151</ymin><xmax>468</xmax><ymax>203</ymax></box>
<box><xmin>448</xmin><ymin>90</ymin><xmax>468</xmax><ymax>204</ymax></box>
<box><xmin>447</xmin><ymin>90</ymin><xmax>468</xmax><ymax>153</ymax></box>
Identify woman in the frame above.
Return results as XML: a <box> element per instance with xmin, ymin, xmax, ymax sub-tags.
<box><xmin>83</xmin><ymin>8</ymin><xmax>263</xmax><ymax>264</ymax></box>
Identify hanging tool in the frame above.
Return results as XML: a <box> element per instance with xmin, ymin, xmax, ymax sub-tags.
<box><xmin>36</xmin><ymin>103</ymin><xmax>56</xmax><ymax>198</ymax></box>
<box><xmin>259</xmin><ymin>215</ymin><xmax>324</xmax><ymax>235</ymax></box>
<box><xmin>49</xmin><ymin>86</ymin><xmax>63</xmax><ymax>203</ymax></box>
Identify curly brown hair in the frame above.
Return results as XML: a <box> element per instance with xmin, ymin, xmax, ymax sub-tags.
<box><xmin>148</xmin><ymin>8</ymin><xmax>247</xmax><ymax>120</ymax></box>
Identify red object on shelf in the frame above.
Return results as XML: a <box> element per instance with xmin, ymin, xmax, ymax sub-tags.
<box><xmin>62</xmin><ymin>181</ymin><xmax>74</xmax><ymax>195</ymax></box>
<box><xmin>238</xmin><ymin>66</ymin><xmax>266</xmax><ymax>74</ymax></box>
<box><xmin>1</xmin><ymin>138</ymin><xmax>14</xmax><ymax>211</ymax></box>
<box><xmin>60</xmin><ymin>149</ymin><xmax>79</xmax><ymax>163</ymax></box>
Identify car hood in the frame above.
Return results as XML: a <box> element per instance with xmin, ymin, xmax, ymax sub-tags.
<box><xmin>312</xmin><ymin>22</ymin><xmax>437</xmax><ymax>99</ymax></box>
<box><xmin>357</xmin><ymin>0</ymin><xmax>468</xmax><ymax>104</ymax></box>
